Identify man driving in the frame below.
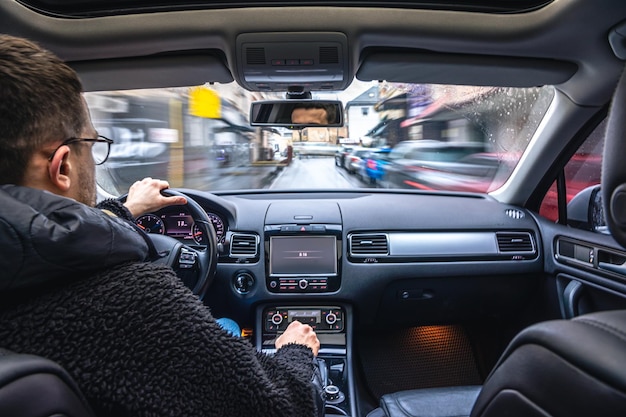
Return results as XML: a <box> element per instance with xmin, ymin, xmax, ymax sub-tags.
<box><xmin>0</xmin><ymin>34</ymin><xmax>322</xmax><ymax>417</ymax></box>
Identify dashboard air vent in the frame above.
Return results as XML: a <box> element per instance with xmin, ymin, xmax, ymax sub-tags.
<box><xmin>350</xmin><ymin>234</ymin><xmax>389</xmax><ymax>256</ymax></box>
<box><xmin>496</xmin><ymin>232</ymin><xmax>534</xmax><ymax>253</ymax></box>
<box><xmin>505</xmin><ymin>208</ymin><xmax>525</xmax><ymax>219</ymax></box>
<box><xmin>230</xmin><ymin>233</ymin><xmax>259</xmax><ymax>257</ymax></box>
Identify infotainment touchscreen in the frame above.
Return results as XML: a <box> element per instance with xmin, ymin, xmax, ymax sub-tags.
<box><xmin>269</xmin><ymin>236</ymin><xmax>337</xmax><ymax>276</ymax></box>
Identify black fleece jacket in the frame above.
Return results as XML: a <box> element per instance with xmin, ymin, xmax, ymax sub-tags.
<box><xmin>0</xmin><ymin>185</ymin><xmax>318</xmax><ymax>417</ymax></box>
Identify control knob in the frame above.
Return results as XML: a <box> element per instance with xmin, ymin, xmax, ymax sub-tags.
<box><xmin>233</xmin><ymin>271</ymin><xmax>254</xmax><ymax>294</ymax></box>
<box><xmin>324</xmin><ymin>385</ymin><xmax>345</xmax><ymax>404</ymax></box>
<box><xmin>271</xmin><ymin>313</ymin><xmax>283</xmax><ymax>325</ymax></box>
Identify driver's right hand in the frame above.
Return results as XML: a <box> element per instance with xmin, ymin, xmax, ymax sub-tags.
<box><xmin>275</xmin><ymin>321</ymin><xmax>320</xmax><ymax>356</ymax></box>
<box><xmin>124</xmin><ymin>177</ymin><xmax>187</xmax><ymax>217</ymax></box>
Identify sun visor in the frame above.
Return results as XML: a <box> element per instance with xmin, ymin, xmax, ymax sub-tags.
<box><xmin>357</xmin><ymin>49</ymin><xmax>577</xmax><ymax>87</ymax></box>
<box><xmin>236</xmin><ymin>32</ymin><xmax>350</xmax><ymax>92</ymax></box>
<box><xmin>70</xmin><ymin>52</ymin><xmax>233</xmax><ymax>92</ymax></box>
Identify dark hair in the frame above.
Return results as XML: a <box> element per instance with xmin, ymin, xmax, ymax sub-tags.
<box><xmin>0</xmin><ymin>35</ymin><xmax>86</xmax><ymax>184</ymax></box>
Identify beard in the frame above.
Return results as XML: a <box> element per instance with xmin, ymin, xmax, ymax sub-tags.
<box><xmin>75</xmin><ymin>157</ymin><xmax>97</xmax><ymax>207</ymax></box>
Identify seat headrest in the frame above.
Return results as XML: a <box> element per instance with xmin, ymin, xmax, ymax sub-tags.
<box><xmin>602</xmin><ymin>65</ymin><xmax>626</xmax><ymax>248</ymax></box>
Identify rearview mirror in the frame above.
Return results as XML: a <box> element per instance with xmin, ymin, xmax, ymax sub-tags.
<box><xmin>250</xmin><ymin>99</ymin><xmax>344</xmax><ymax>128</ymax></box>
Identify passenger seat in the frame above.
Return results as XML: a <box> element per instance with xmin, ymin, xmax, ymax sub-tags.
<box><xmin>367</xmin><ymin>310</ymin><xmax>626</xmax><ymax>417</ymax></box>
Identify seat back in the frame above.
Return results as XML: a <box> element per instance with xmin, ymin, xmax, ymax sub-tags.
<box><xmin>603</xmin><ymin>64</ymin><xmax>626</xmax><ymax>247</ymax></box>
<box><xmin>0</xmin><ymin>349</ymin><xmax>95</xmax><ymax>417</ymax></box>
<box><xmin>471</xmin><ymin>310</ymin><xmax>626</xmax><ymax>417</ymax></box>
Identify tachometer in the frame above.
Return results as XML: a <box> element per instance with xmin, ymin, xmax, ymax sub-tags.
<box><xmin>135</xmin><ymin>214</ymin><xmax>165</xmax><ymax>234</ymax></box>
<box><xmin>192</xmin><ymin>213</ymin><xmax>226</xmax><ymax>245</ymax></box>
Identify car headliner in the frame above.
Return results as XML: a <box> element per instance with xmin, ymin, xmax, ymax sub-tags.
<box><xmin>15</xmin><ymin>0</ymin><xmax>557</xmax><ymax>16</ymax></box>
<box><xmin>2</xmin><ymin>0</ymin><xmax>625</xmax><ymax>107</ymax></box>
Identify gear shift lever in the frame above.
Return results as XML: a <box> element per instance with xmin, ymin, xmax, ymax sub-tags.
<box><xmin>312</xmin><ymin>357</ymin><xmax>328</xmax><ymax>416</ymax></box>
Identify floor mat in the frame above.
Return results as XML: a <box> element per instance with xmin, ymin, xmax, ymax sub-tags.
<box><xmin>357</xmin><ymin>325</ymin><xmax>483</xmax><ymax>399</ymax></box>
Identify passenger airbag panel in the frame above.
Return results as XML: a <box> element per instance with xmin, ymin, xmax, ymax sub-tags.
<box><xmin>391</xmin><ymin>232</ymin><xmax>497</xmax><ymax>256</ymax></box>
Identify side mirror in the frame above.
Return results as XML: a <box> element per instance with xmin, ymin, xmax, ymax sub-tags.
<box><xmin>567</xmin><ymin>185</ymin><xmax>608</xmax><ymax>233</ymax></box>
<box><xmin>250</xmin><ymin>99</ymin><xmax>344</xmax><ymax>128</ymax></box>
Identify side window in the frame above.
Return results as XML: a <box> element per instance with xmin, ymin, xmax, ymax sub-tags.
<box><xmin>539</xmin><ymin>119</ymin><xmax>605</xmax><ymax>224</ymax></box>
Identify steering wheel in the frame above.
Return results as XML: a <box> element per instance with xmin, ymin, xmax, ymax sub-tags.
<box><xmin>119</xmin><ymin>189</ymin><xmax>218</xmax><ymax>299</ymax></box>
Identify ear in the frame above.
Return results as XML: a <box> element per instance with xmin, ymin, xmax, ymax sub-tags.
<box><xmin>47</xmin><ymin>145</ymin><xmax>72</xmax><ymax>192</ymax></box>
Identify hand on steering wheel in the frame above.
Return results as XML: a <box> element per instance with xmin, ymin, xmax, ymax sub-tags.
<box><xmin>119</xmin><ymin>189</ymin><xmax>218</xmax><ymax>300</ymax></box>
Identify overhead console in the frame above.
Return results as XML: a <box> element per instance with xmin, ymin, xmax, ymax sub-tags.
<box><xmin>264</xmin><ymin>201</ymin><xmax>342</xmax><ymax>293</ymax></box>
<box><xmin>235</xmin><ymin>32</ymin><xmax>350</xmax><ymax>92</ymax></box>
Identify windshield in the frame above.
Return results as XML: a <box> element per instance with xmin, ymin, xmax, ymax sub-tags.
<box><xmin>90</xmin><ymin>81</ymin><xmax>554</xmax><ymax>196</ymax></box>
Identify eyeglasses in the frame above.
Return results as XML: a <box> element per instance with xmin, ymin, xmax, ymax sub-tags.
<box><xmin>48</xmin><ymin>135</ymin><xmax>114</xmax><ymax>165</ymax></box>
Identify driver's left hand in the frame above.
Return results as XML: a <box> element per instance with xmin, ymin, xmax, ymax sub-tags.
<box><xmin>123</xmin><ymin>177</ymin><xmax>187</xmax><ymax>217</ymax></box>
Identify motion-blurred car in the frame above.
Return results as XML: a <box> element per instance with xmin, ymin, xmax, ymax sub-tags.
<box><xmin>344</xmin><ymin>148</ymin><xmax>373</xmax><ymax>175</ymax></box>
<box><xmin>363</xmin><ymin>147</ymin><xmax>392</xmax><ymax>185</ymax></box>
<box><xmin>391</xmin><ymin>152</ymin><xmax>519</xmax><ymax>193</ymax></box>
<box><xmin>334</xmin><ymin>145</ymin><xmax>354</xmax><ymax>168</ymax></box>
<box><xmin>381</xmin><ymin>140</ymin><xmax>487</xmax><ymax>189</ymax></box>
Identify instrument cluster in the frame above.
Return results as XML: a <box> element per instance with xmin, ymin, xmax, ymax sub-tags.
<box><xmin>135</xmin><ymin>208</ymin><xmax>226</xmax><ymax>245</ymax></box>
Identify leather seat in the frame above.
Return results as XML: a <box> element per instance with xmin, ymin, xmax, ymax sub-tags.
<box><xmin>0</xmin><ymin>349</ymin><xmax>95</xmax><ymax>417</ymax></box>
<box><xmin>367</xmin><ymin>309</ymin><xmax>626</xmax><ymax>417</ymax></box>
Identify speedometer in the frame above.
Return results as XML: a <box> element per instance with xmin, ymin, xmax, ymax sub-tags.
<box><xmin>135</xmin><ymin>214</ymin><xmax>165</xmax><ymax>234</ymax></box>
<box><xmin>192</xmin><ymin>213</ymin><xmax>226</xmax><ymax>245</ymax></box>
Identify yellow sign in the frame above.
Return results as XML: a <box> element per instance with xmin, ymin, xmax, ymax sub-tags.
<box><xmin>189</xmin><ymin>87</ymin><xmax>221</xmax><ymax>118</ymax></box>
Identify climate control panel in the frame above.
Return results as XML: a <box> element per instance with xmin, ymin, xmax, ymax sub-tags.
<box><xmin>263</xmin><ymin>306</ymin><xmax>344</xmax><ymax>333</ymax></box>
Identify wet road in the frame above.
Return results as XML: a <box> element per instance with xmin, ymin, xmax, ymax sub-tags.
<box><xmin>270</xmin><ymin>157</ymin><xmax>364</xmax><ymax>189</ymax></box>
<box><xmin>174</xmin><ymin>156</ymin><xmax>366</xmax><ymax>192</ymax></box>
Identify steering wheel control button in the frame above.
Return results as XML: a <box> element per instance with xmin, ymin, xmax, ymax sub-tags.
<box><xmin>178</xmin><ymin>247</ymin><xmax>197</xmax><ymax>269</ymax></box>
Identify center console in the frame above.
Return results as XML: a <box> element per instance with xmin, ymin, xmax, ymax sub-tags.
<box><xmin>257</xmin><ymin>304</ymin><xmax>355</xmax><ymax>417</ymax></box>
<box><xmin>258</xmin><ymin>202</ymin><xmax>355</xmax><ymax>416</ymax></box>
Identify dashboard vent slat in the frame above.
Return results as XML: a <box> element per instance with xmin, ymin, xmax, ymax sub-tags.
<box><xmin>230</xmin><ymin>233</ymin><xmax>259</xmax><ymax>257</ymax></box>
<box><xmin>505</xmin><ymin>208</ymin><xmax>525</xmax><ymax>219</ymax></box>
<box><xmin>350</xmin><ymin>234</ymin><xmax>389</xmax><ymax>256</ymax></box>
<box><xmin>496</xmin><ymin>232</ymin><xmax>534</xmax><ymax>253</ymax></box>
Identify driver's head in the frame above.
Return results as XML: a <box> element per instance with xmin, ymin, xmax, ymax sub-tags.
<box><xmin>0</xmin><ymin>34</ymin><xmax>98</xmax><ymax>206</ymax></box>
<box><xmin>291</xmin><ymin>103</ymin><xmax>337</xmax><ymax>125</ymax></box>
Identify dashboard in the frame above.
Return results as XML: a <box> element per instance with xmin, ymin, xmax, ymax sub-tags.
<box><xmin>136</xmin><ymin>189</ymin><xmax>545</xmax><ymax>330</ymax></box>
